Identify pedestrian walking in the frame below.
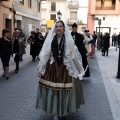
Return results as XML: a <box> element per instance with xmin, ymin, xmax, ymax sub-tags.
<box><xmin>12</xmin><ymin>30</ymin><xmax>26</xmax><ymax>73</ymax></box>
<box><xmin>36</xmin><ymin>20</ymin><xmax>85</xmax><ymax>120</ymax></box>
<box><xmin>36</xmin><ymin>32</ymin><xmax>44</xmax><ymax>59</ymax></box>
<box><xmin>92</xmin><ymin>31</ymin><xmax>97</xmax><ymax>48</ymax></box>
<box><xmin>102</xmin><ymin>33</ymin><xmax>110</xmax><ymax>56</ymax></box>
<box><xmin>112</xmin><ymin>33</ymin><xmax>117</xmax><ymax>47</ymax></box>
<box><xmin>71</xmin><ymin>23</ymin><xmax>90</xmax><ymax>77</ymax></box>
<box><xmin>19</xmin><ymin>28</ymin><xmax>26</xmax><ymax>61</ymax></box>
<box><xmin>0</xmin><ymin>29</ymin><xmax>12</xmax><ymax>80</ymax></box>
<box><xmin>27</xmin><ymin>31</ymin><xmax>38</xmax><ymax>62</ymax></box>
<box><xmin>99</xmin><ymin>32</ymin><xmax>103</xmax><ymax>50</ymax></box>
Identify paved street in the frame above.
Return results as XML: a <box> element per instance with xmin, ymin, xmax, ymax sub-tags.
<box><xmin>0</xmin><ymin>47</ymin><xmax>117</xmax><ymax>120</ymax></box>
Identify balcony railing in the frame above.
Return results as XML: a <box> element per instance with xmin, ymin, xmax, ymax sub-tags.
<box><xmin>68</xmin><ymin>1</ymin><xmax>79</xmax><ymax>9</ymax></box>
<box><xmin>96</xmin><ymin>5</ymin><xmax>115</xmax><ymax>10</ymax></box>
<box><xmin>67</xmin><ymin>18</ymin><xmax>82</xmax><ymax>24</ymax></box>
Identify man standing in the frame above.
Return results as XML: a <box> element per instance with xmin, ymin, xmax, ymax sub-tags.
<box><xmin>71</xmin><ymin>23</ymin><xmax>90</xmax><ymax>77</ymax></box>
<box><xmin>117</xmin><ymin>32</ymin><xmax>120</xmax><ymax>46</ymax></box>
<box><xmin>92</xmin><ymin>31</ymin><xmax>97</xmax><ymax>48</ymax></box>
<box><xmin>112</xmin><ymin>33</ymin><xmax>117</xmax><ymax>47</ymax></box>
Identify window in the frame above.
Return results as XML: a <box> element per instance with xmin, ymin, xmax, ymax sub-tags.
<box><xmin>70</xmin><ymin>12</ymin><xmax>77</xmax><ymax>23</ymax></box>
<box><xmin>28</xmin><ymin>0</ymin><xmax>31</xmax><ymax>8</ymax></box>
<box><xmin>20</xmin><ymin>0</ymin><xmax>24</xmax><ymax>4</ymax></box>
<box><xmin>37</xmin><ymin>2</ymin><xmax>40</xmax><ymax>12</ymax></box>
<box><xmin>70</xmin><ymin>12</ymin><xmax>77</xmax><ymax>19</ymax></box>
<box><xmin>51</xmin><ymin>2</ymin><xmax>56</xmax><ymax>11</ymax></box>
<box><xmin>50</xmin><ymin>14</ymin><xmax>56</xmax><ymax>21</ymax></box>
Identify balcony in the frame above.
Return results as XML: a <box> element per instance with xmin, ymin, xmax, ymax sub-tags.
<box><xmin>68</xmin><ymin>1</ymin><xmax>79</xmax><ymax>9</ymax></box>
<box><xmin>96</xmin><ymin>5</ymin><xmax>115</xmax><ymax>10</ymax></box>
<box><xmin>67</xmin><ymin>18</ymin><xmax>82</xmax><ymax>25</ymax></box>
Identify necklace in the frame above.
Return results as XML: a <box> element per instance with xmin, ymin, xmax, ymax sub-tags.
<box><xmin>57</xmin><ymin>37</ymin><xmax>64</xmax><ymax>60</ymax></box>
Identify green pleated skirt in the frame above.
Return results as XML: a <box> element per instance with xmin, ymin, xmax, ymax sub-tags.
<box><xmin>36</xmin><ymin>78</ymin><xmax>84</xmax><ymax>117</ymax></box>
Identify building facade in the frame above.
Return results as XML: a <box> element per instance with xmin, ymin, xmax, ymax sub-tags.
<box><xmin>40</xmin><ymin>0</ymin><xmax>88</xmax><ymax>33</ymax></box>
<box><xmin>41</xmin><ymin>0</ymin><xmax>68</xmax><ymax>32</ymax></box>
<box><xmin>88</xmin><ymin>0</ymin><xmax>120</xmax><ymax>35</ymax></box>
<box><xmin>67</xmin><ymin>0</ymin><xmax>88</xmax><ymax>32</ymax></box>
<box><xmin>13</xmin><ymin>0</ymin><xmax>41</xmax><ymax>38</ymax></box>
<box><xmin>0</xmin><ymin>0</ymin><xmax>42</xmax><ymax>38</ymax></box>
<box><xmin>0</xmin><ymin>0</ymin><xmax>14</xmax><ymax>37</ymax></box>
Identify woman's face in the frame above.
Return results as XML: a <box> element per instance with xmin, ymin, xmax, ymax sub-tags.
<box><xmin>5</xmin><ymin>32</ymin><xmax>10</xmax><ymax>38</ymax></box>
<box><xmin>15</xmin><ymin>32</ymin><xmax>20</xmax><ymax>37</ymax></box>
<box><xmin>55</xmin><ymin>22</ymin><xmax>64</xmax><ymax>36</ymax></box>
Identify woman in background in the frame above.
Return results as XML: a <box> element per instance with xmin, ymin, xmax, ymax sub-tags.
<box><xmin>12</xmin><ymin>30</ymin><xmax>25</xmax><ymax>73</ymax></box>
<box><xmin>0</xmin><ymin>29</ymin><xmax>12</xmax><ymax>80</ymax></box>
<box><xmin>28</xmin><ymin>31</ymin><xmax>38</xmax><ymax>61</ymax></box>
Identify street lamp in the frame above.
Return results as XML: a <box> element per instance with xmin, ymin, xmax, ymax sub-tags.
<box><xmin>57</xmin><ymin>10</ymin><xmax>62</xmax><ymax>20</ymax></box>
<box><xmin>116</xmin><ymin>40</ymin><xmax>120</xmax><ymax>78</ymax></box>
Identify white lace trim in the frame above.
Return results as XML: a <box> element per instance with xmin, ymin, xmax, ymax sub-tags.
<box><xmin>37</xmin><ymin>21</ymin><xmax>84</xmax><ymax>79</ymax></box>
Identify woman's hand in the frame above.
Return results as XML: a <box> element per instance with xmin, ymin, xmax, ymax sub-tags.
<box><xmin>37</xmin><ymin>68</ymin><xmax>41</xmax><ymax>77</ymax></box>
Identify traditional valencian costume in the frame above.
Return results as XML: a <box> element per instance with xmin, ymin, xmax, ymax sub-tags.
<box><xmin>36</xmin><ymin>21</ymin><xmax>85</xmax><ymax>119</ymax></box>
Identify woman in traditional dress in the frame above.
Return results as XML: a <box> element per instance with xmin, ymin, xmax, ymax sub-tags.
<box><xmin>36</xmin><ymin>20</ymin><xmax>85</xmax><ymax>120</ymax></box>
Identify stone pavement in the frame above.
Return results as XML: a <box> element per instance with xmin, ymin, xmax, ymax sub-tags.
<box><xmin>0</xmin><ymin>48</ymin><xmax>114</xmax><ymax>120</ymax></box>
<box><xmin>96</xmin><ymin>47</ymin><xmax>120</xmax><ymax>120</ymax></box>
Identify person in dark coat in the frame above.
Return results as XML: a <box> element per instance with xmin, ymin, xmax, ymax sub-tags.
<box><xmin>92</xmin><ymin>31</ymin><xmax>97</xmax><ymax>48</ymax></box>
<box><xmin>112</xmin><ymin>33</ymin><xmax>117</xmax><ymax>47</ymax></box>
<box><xmin>0</xmin><ymin>29</ymin><xmax>12</xmax><ymax>80</ymax></box>
<box><xmin>12</xmin><ymin>30</ymin><xmax>26</xmax><ymax>73</ymax></box>
<box><xmin>28</xmin><ymin>31</ymin><xmax>38</xmax><ymax>61</ymax></box>
<box><xmin>36</xmin><ymin>32</ymin><xmax>44</xmax><ymax>59</ymax></box>
<box><xmin>99</xmin><ymin>32</ymin><xmax>103</xmax><ymax>49</ymax></box>
<box><xmin>19</xmin><ymin>28</ymin><xmax>26</xmax><ymax>61</ymax></box>
<box><xmin>117</xmin><ymin>32</ymin><xmax>120</xmax><ymax>44</ymax></box>
<box><xmin>102</xmin><ymin>33</ymin><xmax>110</xmax><ymax>56</ymax></box>
<box><xmin>71</xmin><ymin>23</ymin><xmax>90</xmax><ymax>77</ymax></box>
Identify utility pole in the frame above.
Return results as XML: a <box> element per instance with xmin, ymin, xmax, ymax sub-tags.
<box><xmin>98</xmin><ymin>19</ymin><xmax>101</xmax><ymax>39</ymax></box>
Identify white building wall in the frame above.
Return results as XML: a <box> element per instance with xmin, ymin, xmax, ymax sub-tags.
<box><xmin>41</xmin><ymin>0</ymin><xmax>68</xmax><ymax>25</ymax></box>
<box><xmin>95</xmin><ymin>15</ymin><xmax>120</xmax><ymax>35</ymax></box>
<box><xmin>67</xmin><ymin>0</ymin><xmax>88</xmax><ymax>24</ymax></box>
<box><xmin>41</xmin><ymin>0</ymin><xmax>88</xmax><ymax>32</ymax></box>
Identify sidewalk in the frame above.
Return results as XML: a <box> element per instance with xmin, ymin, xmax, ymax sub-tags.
<box><xmin>96</xmin><ymin>47</ymin><xmax>120</xmax><ymax>120</ymax></box>
<box><xmin>0</xmin><ymin>45</ymin><xmax>32</xmax><ymax>76</ymax></box>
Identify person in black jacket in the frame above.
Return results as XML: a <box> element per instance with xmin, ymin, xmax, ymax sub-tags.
<box><xmin>36</xmin><ymin>32</ymin><xmax>44</xmax><ymax>59</ymax></box>
<box><xmin>28</xmin><ymin>31</ymin><xmax>38</xmax><ymax>61</ymax></box>
<box><xmin>0</xmin><ymin>29</ymin><xmax>12</xmax><ymax>80</ymax></box>
<box><xmin>102</xmin><ymin>33</ymin><xmax>110</xmax><ymax>56</ymax></box>
<box><xmin>71</xmin><ymin>23</ymin><xmax>90</xmax><ymax>77</ymax></box>
<box><xmin>92</xmin><ymin>31</ymin><xmax>97</xmax><ymax>48</ymax></box>
<box><xmin>117</xmin><ymin>32</ymin><xmax>120</xmax><ymax>44</ymax></box>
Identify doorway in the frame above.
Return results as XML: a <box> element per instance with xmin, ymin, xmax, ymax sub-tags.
<box><xmin>96</xmin><ymin>27</ymin><xmax>111</xmax><ymax>35</ymax></box>
<box><xmin>17</xmin><ymin>20</ymin><xmax>22</xmax><ymax>29</ymax></box>
<box><xmin>5</xmin><ymin>19</ymin><xmax>12</xmax><ymax>36</ymax></box>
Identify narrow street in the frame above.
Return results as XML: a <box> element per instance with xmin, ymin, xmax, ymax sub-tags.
<box><xmin>0</xmin><ymin>48</ymin><xmax>114</xmax><ymax>120</ymax></box>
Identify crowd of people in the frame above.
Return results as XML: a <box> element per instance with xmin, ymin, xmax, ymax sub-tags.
<box><xmin>0</xmin><ymin>28</ymin><xmax>45</xmax><ymax>80</ymax></box>
<box><xmin>0</xmin><ymin>20</ymin><xmax>116</xmax><ymax>120</ymax></box>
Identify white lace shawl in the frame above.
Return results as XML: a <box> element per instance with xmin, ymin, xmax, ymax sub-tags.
<box><xmin>37</xmin><ymin>21</ymin><xmax>85</xmax><ymax>79</ymax></box>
